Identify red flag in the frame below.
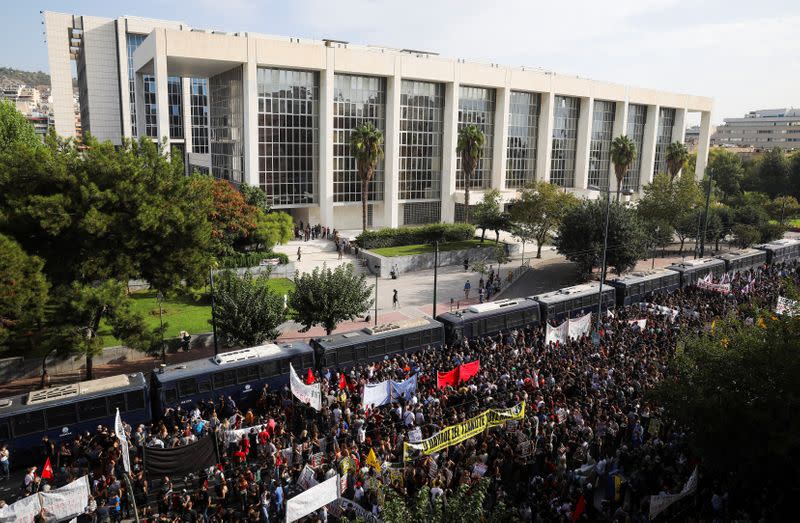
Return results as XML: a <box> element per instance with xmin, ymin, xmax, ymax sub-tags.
<box><xmin>306</xmin><ymin>368</ymin><xmax>315</xmax><ymax>385</ymax></box>
<box><xmin>572</xmin><ymin>494</ymin><xmax>586</xmax><ymax>522</ymax></box>
<box><xmin>458</xmin><ymin>360</ymin><xmax>481</xmax><ymax>383</ymax></box>
<box><xmin>42</xmin><ymin>456</ymin><xmax>53</xmax><ymax>480</ymax></box>
<box><xmin>339</xmin><ymin>373</ymin><xmax>346</xmax><ymax>390</ymax></box>
<box><xmin>437</xmin><ymin>368</ymin><xmax>458</xmax><ymax>389</ymax></box>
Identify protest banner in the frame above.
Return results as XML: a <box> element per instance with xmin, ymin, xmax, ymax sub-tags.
<box><xmin>0</xmin><ymin>491</ymin><xmax>42</xmax><ymax>523</ymax></box>
<box><xmin>290</xmin><ymin>363</ymin><xmax>322</xmax><ymax>410</ymax></box>
<box><xmin>365</xmin><ymin>448</ymin><xmax>381</xmax><ymax>473</ymax></box>
<box><xmin>390</xmin><ymin>374</ymin><xmax>418</xmax><ymax>400</ymax></box>
<box><xmin>114</xmin><ymin>409</ymin><xmax>131</xmax><ymax>473</ymax></box>
<box><xmin>40</xmin><ymin>475</ymin><xmax>90</xmax><ymax>522</ymax></box>
<box><xmin>408</xmin><ymin>427</ymin><xmax>422</xmax><ymax>443</ymax></box>
<box><xmin>403</xmin><ymin>402</ymin><xmax>525</xmax><ymax>460</ymax></box>
<box><xmin>362</xmin><ymin>381</ymin><xmax>391</xmax><ymax>409</ymax></box>
<box><xmin>458</xmin><ymin>360</ymin><xmax>481</xmax><ymax>382</ymax></box>
<box><xmin>546</xmin><ymin>321</ymin><xmax>569</xmax><ymax>345</ymax></box>
<box><xmin>568</xmin><ymin>313</ymin><xmax>592</xmax><ymax>340</ymax></box>
<box><xmin>336</xmin><ymin>497</ymin><xmax>383</xmax><ymax>523</ymax></box>
<box><xmin>776</xmin><ymin>296</ymin><xmax>799</xmax><ymax>316</ymax></box>
<box><xmin>437</xmin><ymin>368</ymin><xmax>458</xmax><ymax>389</ymax></box>
<box><xmin>649</xmin><ymin>467</ymin><xmax>698</xmax><ymax>519</ymax></box>
<box><xmin>472</xmin><ymin>463</ymin><xmax>488</xmax><ymax>477</ymax></box>
<box><xmin>286</xmin><ymin>474</ymin><xmax>340</xmax><ymax>523</ymax></box>
<box><xmin>309</xmin><ymin>452</ymin><xmax>325</xmax><ymax>467</ymax></box>
<box><xmin>296</xmin><ymin>464</ymin><xmax>319</xmax><ymax>491</ymax></box>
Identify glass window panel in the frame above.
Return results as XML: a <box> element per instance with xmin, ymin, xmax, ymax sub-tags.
<box><xmin>126</xmin><ymin>391</ymin><xmax>145</xmax><ymax>411</ymax></box>
<box><xmin>457</xmin><ymin>86</ymin><xmax>495</xmax><ymax>190</ymax></box>
<box><xmin>623</xmin><ymin>104</ymin><xmax>648</xmax><ymax>192</ymax></box>
<box><xmin>78</xmin><ymin>399</ymin><xmax>108</xmax><ymax>421</ymax></box>
<box><xmin>588</xmin><ymin>100</ymin><xmax>616</xmax><ymax>189</ymax></box>
<box><xmin>191</xmin><ymin>78</ymin><xmax>210</xmax><ymax>154</ymax></box>
<box><xmin>653</xmin><ymin>107</ymin><xmax>676</xmax><ymax>176</ymax></box>
<box><xmin>210</xmin><ymin>66</ymin><xmax>245</xmax><ymax>184</ymax></box>
<box><xmin>506</xmin><ymin>91</ymin><xmax>540</xmax><ymax>189</ymax></box>
<box><xmin>399</xmin><ymin>80</ymin><xmax>444</xmax><ymax>203</ymax></box>
<box><xmin>550</xmin><ymin>96</ymin><xmax>581</xmax><ymax>188</ymax></box>
<box><xmin>46</xmin><ymin>404</ymin><xmax>77</xmax><ymax>428</ymax></box>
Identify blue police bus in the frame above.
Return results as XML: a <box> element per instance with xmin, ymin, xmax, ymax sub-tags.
<box><xmin>533</xmin><ymin>282</ymin><xmax>616</xmax><ymax>323</ymax></box>
<box><xmin>715</xmin><ymin>248</ymin><xmax>767</xmax><ymax>274</ymax></box>
<box><xmin>0</xmin><ymin>373</ymin><xmax>150</xmax><ymax>468</ymax></box>
<box><xmin>666</xmin><ymin>257</ymin><xmax>726</xmax><ymax>288</ymax></box>
<box><xmin>437</xmin><ymin>298</ymin><xmax>541</xmax><ymax>345</ymax></box>
<box><xmin>150</xmin><ymin>342</ymin><xmax>315</xmax><ymax>413</ymax></box>
<box><xmin>608</xmin><ymin>269</ymin><xmax>681</xmax><ymax>307</ymax></box>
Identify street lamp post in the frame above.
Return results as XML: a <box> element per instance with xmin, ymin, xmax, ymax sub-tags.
<box><xmin>209</xmin><ymin>267</ymin><xmax>219</xmax><ymax>356</ymax></box>
<box><xmin>156</xmin><ymin>291</ymin><xmax>166</xmax><ymax>365</ymax></box>
<box><xmin>589</xmin><ymin>184</ymin><xmax>632</xmax><ymax>332</ymax></box>
<box><xmin>433</xmin><ymin>241</ymin><xmax>439</xmax><ymax>319</ymax></box>
<box><xmin>699</xmin><ymin>167</ymin><xmax>714</xmax><ymax>259</ymax></box>
<box><xmin>374</xmin><ymin>263</ymin><xmax>380</xmax><ymax>326</ymax></box>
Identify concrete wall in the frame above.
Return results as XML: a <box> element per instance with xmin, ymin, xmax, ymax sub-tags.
<box><xmin>0</xmin><ymin>345</ymin><xmax>153</xmax><ymax>383</ymax></box>
<box><xmin>361</xmin><ymin>242</ymin><xmax>521</xmax><ymax>278</ymax></box>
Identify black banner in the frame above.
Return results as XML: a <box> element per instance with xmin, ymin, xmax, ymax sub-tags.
<box><xmin>144</xmin><ymin>435</ymin><xmax>217</xmax><ymax>477</ymax></box>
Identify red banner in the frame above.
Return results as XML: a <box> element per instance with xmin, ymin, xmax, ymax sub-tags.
<box><xmin>437</xmin><ymin>368</ymin><xmax>458</xmax><ymax>389</ymax></box>
<box><xmin>458</xmin><ymin>360</ymin><xmax>481</xmax><ymax>383</ymax></box>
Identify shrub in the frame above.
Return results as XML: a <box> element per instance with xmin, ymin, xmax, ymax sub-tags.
<box><xmin>219</xmin><ymin>251</ymin><xmax>289</xmax><ymax>269</ymax></box>
<box><xmin>758</xmin><ymin>222</ymin><xmax>786</xmax><ymax>243</ymax></box>
<box><xmin>356</xmin><ymin>223</ymin><xmax>475</xmax><ymax>249</ymax></box>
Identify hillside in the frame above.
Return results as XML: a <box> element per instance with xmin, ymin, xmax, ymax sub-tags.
<box><xmin>0</xmin><ymin>67</ymin><xmax>51</xmax><ymax>87</ymax></box>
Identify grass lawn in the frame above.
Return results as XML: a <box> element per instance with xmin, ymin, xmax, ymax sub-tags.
<box><xmin>97</xmin><ymin>278</ymin><xmax>295</xmax><ymax>348</ymax></box>
<box><xmin>788</xmin><ymin>218</ymin><xmax>800</xmax><ymax>229</ymax></box>
<box><xmin>372</xmin><ymin>239</ymin><xmax>502</xmax><ymax>257</ymax></box>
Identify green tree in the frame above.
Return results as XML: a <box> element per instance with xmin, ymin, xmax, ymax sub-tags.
<box><xmin>250</xmin><ymin>211</ymin><xmax>294</xmax><ymax>251</ymax></box>
<box><xmin>207</xmin><ymin>178</ymin><xmax>259</xmax><ymax>256</ymax></box>
<box><xmin>350</xmin><ymin>122</ymin><xmax>385</xmax><ymax>232</ymax></box>
<box><xmin>0</xmin><ymin>99</ymin><xmax>40</xmax><ymax>150</ymax></box>
<box><xmin>473</xmin><ymin>188</ymin><xmax>503</xmax><ymax>242</ymax></box>
<box><xmin>665</xmin><ymin>141</ymin><xmax>688</xmax><ymax>181</ymax></box>
<box><xmin>731</xmin><ymin>223</ymin><xmax>761</xmax><ymax>248</ymax></box>
<box><xmin>239</xmin><ymin>182</ymin><xmax>271</xmax><ymax>211</ymax></box>
<box><xmin>637</xmin><ymin>172</ymin><xmax>702</xmax><ymax>232</ymax></box>
<box><xmin>765</xmin><ymin>196</ymin><xmax>800</xmax><ymax>226</ymax></box>
<box><xmin>510</xmin><ymin>181</ymin><xmax>578</xmax><ymax>258</ymax></box>
<box><xmin>555</xmin><ymin>199</ymin><xmax>649</xmax><ymax>277</ymax></box>
<box><xmin>457</xmin><ymin>124</ymin><xmax>485</xmax><ymax>223</ymax></box>
<box><xmin>211</xmin><ymin>270</ymin><xmax>286</xmax><ymax>346</ymax></box>
<box><xmin>289</xmin><ymin>264</ymin><xmax>372</xmax><ymax>335</ymax></box>
<box><xmin>610</xmin><ymin>135</ymin><xmax>636</xmax><ymax>201</ymax></box>
<box><xmin>674</xmin><ymin>210</ymin><xmax>699</xmax><ymax>254</ymax></box>
<box><xmin>789</xmin><ymin>152</ymin><xmax>800</xmax><ymax>201</ymax></box>
<box><xmin>707</xmin><ymin>148</ymin><xmax>744</xmax><ymax>202</ymax></box>
<box><xmin>380</xmin><ymin>478</ymin><xmax>491</xmax><ymax>523</ymax></box>
<box><xmin>757</xmin><ymin>147</ymin><xmax>790</xmax><ymax>198</ymax></box>
<box><xmin>652</xmin><ymin>309</ymin><xmax>800</xmax><ymax>518</ymax></box>
<box><xmin>0</xmin><ymin>234</ymin><xmax>49</xmax><ymax>348</ymax></box>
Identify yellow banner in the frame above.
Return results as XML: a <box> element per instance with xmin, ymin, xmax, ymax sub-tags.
<box><xmin>403</xmin><ymin>402</ymin><xmax>525</xmax><ymax>461</ymax></box>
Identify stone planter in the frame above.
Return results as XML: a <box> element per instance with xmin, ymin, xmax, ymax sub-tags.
<box><xmin>361</xmin><ymin>242</ymin><xmax>520</xmax><ymax>277</ymax></box>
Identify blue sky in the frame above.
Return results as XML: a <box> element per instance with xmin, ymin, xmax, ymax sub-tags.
<box><xmin>3</xmin><ymin>0</ymin><xmax>798</xmax><ymax>124</ymax></box>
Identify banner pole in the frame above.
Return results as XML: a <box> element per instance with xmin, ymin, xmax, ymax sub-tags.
<box><xmin>123</xmin><ymin>472</ymin><xmax>141</xmax><ymax>523</ymax></box>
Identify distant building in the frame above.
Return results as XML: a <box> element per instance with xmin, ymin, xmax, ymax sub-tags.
<box><xmin>714</xmin><ymin>108</ymin><xmax>800</xmax><ymax>150</ymax></box>
<box><xmin>0</xmin><ymin>84</ymin><xmax>54</xmax><ymax>141</ymax></box>
<box><xmin>685</xmin><ymin>124</ymin><xmax>717</xmax><ymax>152</ymax></box>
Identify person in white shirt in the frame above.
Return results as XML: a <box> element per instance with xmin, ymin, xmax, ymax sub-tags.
<box><xmin>403</xmin><ymin>407</ymin><xmax>415</xmax><ymax>427</ymax></box>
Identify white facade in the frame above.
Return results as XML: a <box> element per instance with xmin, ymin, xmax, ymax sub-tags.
<box><xmin>714</xmin><ymin>108</ymin><xmax>800</xmax><ymax>150</ymax></box>
<box><xmin>44</xmin><ymin>11</ymin><xmax>713</xmax><ymax>231</ymax></box>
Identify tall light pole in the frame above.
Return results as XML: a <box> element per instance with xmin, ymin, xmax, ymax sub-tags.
<box><xmin>589</xmin><ymin>185</ymin><xmax>632</xmax><ymax>332</ymax></box>
<box><xmin>699</xmin><ymin>167</ymin><xmax>714</xmax><ymax>259</ymax></box>
<box><xmin>209</xmin><ymin>267</ymin><xmax>219</xmax><ymax>356</ymax></box>
<box><xmin>373</xmin><ymin>263</ymin><xmax>380</xmax><ymax>326</ymax></box>
<box><xmin>156</xmin><ymin>291</ymin><xmax>166</xmax><ymax>365</ymax></box>
<box><xmin>432</xmin><ymin>241</ymin><xmax>439</xmax><ymax>318</ymax></box>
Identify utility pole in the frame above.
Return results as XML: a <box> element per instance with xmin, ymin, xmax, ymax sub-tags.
<box><xmin>433</xmin><ymin>241</ymin><xmax>439</xmax><ymax>318</ymax></box>
<box><xmin>157</xmin><ymin>292</ymin><xmax>166</xmax><ymax>365</ymax></box>
<box><xmin>699</xmin><ymin>167</ymin><xmax>714</xmax><ymax>259</ymax></box>
<box><xmin>209</xmin><ymin>267</ymin><xmax>219</xmax><ymax>356</ymax></box>
<box><xmin>374</xmin><ymin>264</ymin><xmax>379</xmax><ymax>326</ymax></box>
<box><xmin>597</xmin><ymin>188</ymin><xmax>611</xmax><ymax>332</ymax></box>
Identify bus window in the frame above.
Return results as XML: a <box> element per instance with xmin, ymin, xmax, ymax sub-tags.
<box><xmin>108</xmin><ymin>393</ymin><xmax>126</xmax><ymax>414</ymax></box>
<box><xmin>165</xmin><ymin>389</ymin><xmax>178</xmax><ymax>405</ymax></box>
<box><xmin>126</xmin><ymin>391</ymin><xmax>145</xmax><ymax>411</ymax></box>
<box><xmin>198</xmin><ymin>379</ymin><xmax>213</xmax><ymax>394</ymax></box>
<box><xmin>403</xmin><ymin>332</ymin><xmax>420</xmax><ymax>350</ymax></box>
<box><xmin>13</xmin><ymin>411</ymin><xmax>45</xmax><ymax>436</ymax></box>
<box><xmin>236</xmin><ymin>365</ymin><xmax>259</xmax><ymax>384</ymax></box>
<box><xmin>386</xmin><ymin>337</ymin><xmax>402</xmax><ymax>356</ymax></box>
<box><xmin>213</xmin><ymin>370</ymin><xmax>237</xmax><ymax>389</ymax></box>
<box><xmin>46</xmin><ymin>404</ymin><xmax>77</xmax><ymax>428</ymax></box>
<box><xmin>178</xmin><ymin>379</ymin><xmax>198</xmax><ymax>397</ymax></box>
<box><xmin>338</xmin><ymin>347</ymin><xmax>354</xmax><ymax>364</ymax></box>
<box><xmin>431</xmin><ymin>327</ymin><xmax>443</xmax><ymax>342</ymax></box>
<box><xmin>259</xmin><ymin>361</ymin><xmax>280</xmax><ymax>379</ymax></box>
<box><xmin>302</xmin><ymin>354</ymin><xmax>314</xmax><ymax>368</ymax></box>
<box><xmin>78</xmin><ymin>399</ymin><xmax>108</xmax><ymax>421</ymax></box>
<box><xmin>0</xmin><ymin>421</ymin><xmax>9</xmax><ymax>441</ymax></box>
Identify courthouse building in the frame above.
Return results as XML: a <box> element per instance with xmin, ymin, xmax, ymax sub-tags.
<box><xmin>44</xmin><ymin>12</ymin><xmax>713</xmax><ymax>229</ymax></box>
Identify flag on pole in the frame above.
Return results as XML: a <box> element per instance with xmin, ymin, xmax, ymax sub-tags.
<box><xmin>571</xmin><ymin>494</ymin><xmax>586</xmax><ymax>522</ymax></box>
<box><xmin>365</xmin><ymin>448</ymin><xmax>381</xmax><ymax>473</ymax></box>
<box><xmin>42</xmin><ymin>457</ymin><xmax>53</xmax><ymax>480</ymax></box>
<box><xmin>306</xmin><ymin>368</ymin><xmax>315</xmax><ymax>385</ymax></box>
<box><xmin>338</xmin><ymin>373</ymin><xmax>346</xmax><ymax>390</ymax></box>
<box><xmin>115</xmin><ymin>408</ymin><xmax>131</xmax><ymax>473</ymax></box>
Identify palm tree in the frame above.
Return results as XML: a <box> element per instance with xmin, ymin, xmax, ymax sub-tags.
<box><xmin>349</xmin><ymin>122</ymin><xmax>385</xmax><ymax>232</ymax></box>
<box><xmin>665</xmin><ymin>141</ymin><xmax>689</xmax><ymax>182</ymax></box>
<box><xmin>610</xmin><ymin>135</ymin><xmax>637</xmax><ymax>202</ymax></box>
<box><xmin>456</xmin><ymin>124</ymin><xmax>485</xmax><ymax>223</ymax></box>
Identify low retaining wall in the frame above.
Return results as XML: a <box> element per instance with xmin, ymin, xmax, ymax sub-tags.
<box><xmin>129</xmin><ymin>264</ymin><xmax>296</xmax><ymax>291</ymax></box>
<box><xmin>362</xmin><ymin>242</ymin><xmax>520</xmax><ymax>278</ymax></box>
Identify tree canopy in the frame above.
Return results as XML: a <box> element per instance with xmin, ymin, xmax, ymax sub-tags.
<box><xmin>652</xmin><ymin>297</ymin><xmax>800</xmax><ymax>518</ymax></box>
<box><xmin>289</xmin><ymin>264</ymin><xmax>373</xmax><ymax>335</ymax></box>
<box><xmin>472</xmin><ymin>188</ymin><xmax>511</xmax><ymax>243</ymax></box>
<box><xmin>555</xmin><ymin>198</ymin><xmax>649</xmax><ymax>277</ymax></box>
<box><xmin>211</xmin><ymin>270</ymin><xmax>286</xmax><ymax>347</ymax></box>
<box><xmin>510</xmin><ymin>181</ymin><xmax>579</xmax><ymax>258</ymax></box>
<box><xmin>0</xmin><ymin>99</ymin><xmax>40</xmax><ymax>151</ymax></box>
<box><xmin>610</xmin><ymin>135</ymin><xmax>636</xmax><ymax>200</ymax></box>
<box><xmin>0</xmin><ymin>233</ymin><xmax>49</xmax><ymax>346</ymax></box>
<box><xmin>756</xmin><ymin>147</ymin><xmax>790</xmax><ymax>199</ymax></box>
<box><xmin>707</xmin><ymin>148</ymin><xmax>744</xmax><ymax>201</ymax></box>
<box><xmin>206</xmin><ymin>178</ymin><xmax>259</xmax><ymax>257</ymax></box>
<box><xmin>350</xmin><ymin>122</ymin><xmax>384</xmax><ymax>232</ymax></box>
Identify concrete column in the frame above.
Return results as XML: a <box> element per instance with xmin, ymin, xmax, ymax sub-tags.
<box><xmin>609</xmin><ymin>100</ymin><xmax>628</xmax><ymax>194</ymax></box>
<box><xmin>383</xmin><ymin>60</ymin><xmax>402</xmax><ymax>228</ymax></box>
<box><xmin>639</xmin><ymin>104</ymin><xmax>659</xmax><ymax>188</ymax></box>
<box><xmin>116</xmin><ymin>18</ymin><xmax>133</xmax><ymax>141</ymax></box>
<box><xmin>134</xmin><ymin>72</ymin><xmax>146</xmax><ymax>138</ymax></box>
<box><xmin>43</xmin><ymin>12</ymin><xmax>77</xmax><ymax>139</ymax></box>
<box><xmin>182</xmin><ymin>77</ymin><xmax>193</xmax><ymax>153</ymax></box>
<box><xmin>536</xmin><ymin>91</ymin><xmax>555</xmax><ymax>183</ymax></box>
<box><xmin>491</xmin><ymin>84</ymin><xmax>511</xmax><ymax>190</ymax></box>
<box><xmin>695</xmin><ymin>110</ymin><xmax>712</xmax><ymax>180</ymax></box>
<box><xmin>574</xmin><ymin>96</ymin><xmax>594</xmax><ymax>190</ymax></box>
<box><xmin>672</xmin><ymin>107</ymin><xmax>687</xmax><ymax>144</ymax></box>
<box><xmin>318</xmin><ymin>50</ymin><xmax>335</xmax><ymax>227</ymax></box>
<box><xmin>152</xmin><ymin>30</ymin><xmax>170</xmax><ymax>145</ymax></box>
<box><xmin>242</xmin><ymin>38</ymin><xmax>259</xmax><ymax>187</ymax></box>
<box><xmin>441</xmin><ymin>81</ymin><xmax>459</xmax><ymax>222</ymax></box>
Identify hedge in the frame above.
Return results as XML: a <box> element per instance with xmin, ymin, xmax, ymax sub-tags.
<box><xmin>219</xmin><ymin>251</ymin><xmax>289</xmax><ymax>269</ymax></box>
<box><xmin>356</xmin><ymin>223</ymin><xmax>476</xmax><ymax>249</ymax></box>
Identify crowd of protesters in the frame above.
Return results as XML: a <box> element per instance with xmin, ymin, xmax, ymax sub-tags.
<box><xmin>2</xmin><ymin>261</ymin><xmax>797</xmax><ymax>523</ymax></box>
